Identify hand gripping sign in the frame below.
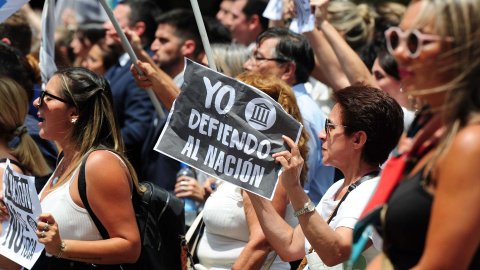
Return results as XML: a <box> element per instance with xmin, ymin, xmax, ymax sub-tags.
<box><xmin>155</xmin><ymin>59</ymin><xmax>303</xmax><ymax>200</ymax></box>
<box><xmin>1</xmin><ymin>159</ymin><xmax>44</xmax><ymax>269</ymax></box>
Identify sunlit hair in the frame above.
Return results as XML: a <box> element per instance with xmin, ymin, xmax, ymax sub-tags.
<box><xmin>0</xmin><ymin>77</ymin><xmax>50</xmax><ymax>176</ymax></box>
<box><xmin>211</xmin><ymin>43</ymin><xmax>249</xmax><ymax>77</ymax></box>
<box><xmin>53</xmin><ymin>67</ymin><xmax>143</xmax><ymax>193</ymax></box>
<box><xmin>328</xmin><ymin>1</ymin><xmax>375</xmax><ymax>52</ymax></box>
<box><xmin>236</xmin><ymin>72</ymin><xmax>310</xmax><ymax>186</ymax></box>
<box><xmin>407</xmin><ymin>0</ymin><xmax>480</xmax><ymax>172</ymax></box>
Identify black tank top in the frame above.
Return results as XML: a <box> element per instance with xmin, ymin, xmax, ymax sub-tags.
<box><xmin>383</xmin><ymin>168</ymin><xmax>480</xmax><ymax>269</ymax></box>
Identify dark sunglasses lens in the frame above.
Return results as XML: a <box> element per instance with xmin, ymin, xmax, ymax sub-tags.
<box><xmin>389</xmin><ymin>30</ymin><xmax>400</xmax><ymax>50</ymax></box>
<box><xmin>39</xmin><ymin>91</ymin><xmax>44</xmax><ymax>106</ymax></box>
<box><xmin>407</xmin><ymin>32</ymin><xmax>419</xmax><ymax>55</ymax></box>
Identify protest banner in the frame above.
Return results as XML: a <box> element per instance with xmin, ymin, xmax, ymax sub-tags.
<box><xmin>0</xmin><ymin>159</ymin><xmax>43</xmax><ymax>269</ymax></box>
<box><xmin>156</xmin><ymin>59</ymin><xmax>303</xmax><ymax>200</ymax></box>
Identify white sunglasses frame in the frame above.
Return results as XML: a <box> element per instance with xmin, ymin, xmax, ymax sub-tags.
<box><xmin>385</xmin><ymin>26</ymin><xmax>454</xmax><ymax>58</ymax></box>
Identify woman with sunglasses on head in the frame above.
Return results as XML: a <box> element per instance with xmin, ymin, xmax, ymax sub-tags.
<box><xmin>358</xmin><ymin>0</ymin><xmax>480</xmax><ymax>269</ymax></box>
<box><xmin>0</xmin><ymin>67</ymin><xmax>141</xmax><ymax>269</ymax></box>
<box><xmin>246</xmin><ymin>85</ymin><xmax>404</xmax><ymax>269</ymax></box>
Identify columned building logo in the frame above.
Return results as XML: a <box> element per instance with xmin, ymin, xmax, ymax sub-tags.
<box><xmin>245</xmin><ymin>98</ymin><xmax>276</xmax><ymax>130</ymax></box>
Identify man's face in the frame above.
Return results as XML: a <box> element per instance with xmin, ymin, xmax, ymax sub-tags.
<box><xmin>103</xmin><ymin>4</ymin><xmax>131</xmax><ymax>45</ymax></box>
<box><xmin>216</xmin><ymin>0</ymin><xmax>233</xmax><ymax>25</ymax></box>
<box><xmin>243</xmin><ymin>38</ymin><xmax>286</xmax><ymax>79</ymax></box>
<box><xmin>223</xmin><ymin>0</ymin><xmax>250</xmax><ymax>45</ymax></box>
<box><xmin>150</xmin><ymin>24</ymin><xmax>184</xmax><ymax>73</ymax></box>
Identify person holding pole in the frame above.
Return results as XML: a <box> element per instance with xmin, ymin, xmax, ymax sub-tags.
<box><xmin>101</xmin><ymin>0</ymin><xmax>159</xmax><ymax>173</ymax></box>
<box><xmin>124</xmin><ymin>9</ymin><xmax>204</xmax><ymax>190</ymax></box>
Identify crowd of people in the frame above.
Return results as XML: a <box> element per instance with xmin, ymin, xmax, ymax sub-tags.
<box><xmin>0</xmin><ymin>0</ymin><xmax>478</xmax><ymax>269</ymax></box>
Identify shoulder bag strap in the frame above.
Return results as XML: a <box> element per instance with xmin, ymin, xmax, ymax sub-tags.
<box><xmin>297</xmin><ymin>171</ymin><xmax>380</xmax><ymax>270</ymax></box>
<box><xmin>78</xmin><ymin>150</ymin><xmax>110</xmax><ymax>239</ymax></box>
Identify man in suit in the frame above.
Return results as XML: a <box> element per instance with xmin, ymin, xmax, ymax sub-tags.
<box><xmin>102</xmin><ymin>0</ymin><xmax>160</xmax><ymax>172</ymax></box>
<box><xmin>133</xmin><ymin>9</ymin><xmax>204</xmax><ymax>192</ymax></box>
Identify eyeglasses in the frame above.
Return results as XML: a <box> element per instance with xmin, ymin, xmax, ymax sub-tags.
<box><xmin>249</xmin><ymin>55</ymin><xmax>290</xmax><ymax>65</ymax></box>
<box><xmin>38</xmin><ymin>90</ymin><xmax>69</xmax><ymax>107</ymax></box>
<box><xmin>325</xmin><ymin>118</ymin><xmax>347</xmax><ymax>135</ymax></box>
<box><xmin>385</xmin><ymin>26</ymin><xmax>454</xmax><ymax>58</ymax></box>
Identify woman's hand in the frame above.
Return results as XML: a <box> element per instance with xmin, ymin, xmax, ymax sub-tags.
<box><xmin>311</xmin><ymin>0</ymin><xmax>329</xmax><ymax>28</ymax></box>
<box><xmin>36</xmin><ymin>213</ymin><xmax>63</xmax><ymax>257</ymax></box>
<box><xmin>272</xmin><ymin>135</ymin><xmax>304</xmax><ymax>190</ymax></box>
<box><xmin>174</xmin><ymin>176</ymin><xmax>206</xmax><ymax>203</ymax></box>
<box><xmin>0</xmin><ymin>193</ymin><xmax>10</xmax><ymax>222</ymax></box>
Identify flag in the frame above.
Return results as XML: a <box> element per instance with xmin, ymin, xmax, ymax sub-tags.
<box><xmin>0</xmin><ymin>0</ymin><xmax>30</xmax><ymax>24</ymax></box>
<box><xmin>39</xmin><ymin>0</ymin><xmax>57</xmax><ymax>88</ymax></box>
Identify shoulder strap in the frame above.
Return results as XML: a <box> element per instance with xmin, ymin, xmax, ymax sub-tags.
<box><xmin>0</xmin><ymin>158</ymin><xmax>23</xmax><ymax>170</ymax></box>
<box><xmin>327</xmin><ymin>171</ymin><xmax>380</xmax><ymax>225</ymax></box>
<box><xmin>78</xmin><ymin>151</ymin><xmax>110</xmax><ymax>239</ymax></box>
<box><xmin>297</xmin><ymin>171</ymin><xmax>380</xmax><ymax>270</ymax></box>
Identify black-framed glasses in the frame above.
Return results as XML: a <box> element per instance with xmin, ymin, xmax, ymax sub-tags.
<box><xmin>249</xmin><ymin>55</ymin><xmax>290</xmax><ymax>65</ymax></box>
<box><xmin>38</xmin><ymin>90</ymin><xmax>69</xmax><ymax>107</ymax></box>
<box><xmin>325</xmin><ymin>118</ymin><xmax>347</xmax><ymax>135</ymax></box>
<box><xmin>384</xmin><ymin>26</ymin><xmax>454</xmax><ymax>58</ymax></box>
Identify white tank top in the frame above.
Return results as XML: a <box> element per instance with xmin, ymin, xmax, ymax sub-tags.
<box><xmin>39</xmin><ymin>152</ymin><xmax>125</xmax><ymax>241</ymax></box>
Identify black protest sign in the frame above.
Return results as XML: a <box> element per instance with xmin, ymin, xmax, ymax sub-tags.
<box><xmin>1</xmin><ymin>159</ymin><xmax>44</xmax><ymax>269</ymax></box>
<box><xmin>155</xmin><ymin>59</ymin><xmax>302</xmax><ymax>200</ymax></box>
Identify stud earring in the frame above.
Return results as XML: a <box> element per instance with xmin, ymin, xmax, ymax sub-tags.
<box><xmin>37</xmin><ymin>102</ymin><xmax>41</xmax><ymax>106</ymax></box>
<box><xmin>71</xmin><ymin>118</ymin><xmax>77</xmax><ymax>124</ymax></box>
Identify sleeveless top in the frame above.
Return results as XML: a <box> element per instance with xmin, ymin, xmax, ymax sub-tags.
<box><xmin>39</xmin><ymin>157</ymin><xmax>107</xmax><ymax>242</ymax></box>
<box><xmin>383</xmin><ymin>168</ymin><xmax>480</xmax><ymax>269</ymax></box>
<box><xmin>197</xmin><ymin>182</ymin><xmax>298</xmax><ymax>269</ymax></box>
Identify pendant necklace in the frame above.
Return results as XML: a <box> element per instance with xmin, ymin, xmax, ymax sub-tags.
<box><xmin>52</xmin><ymin>156</ymin><xmax>71</xmax><ymax>185</ymax></box>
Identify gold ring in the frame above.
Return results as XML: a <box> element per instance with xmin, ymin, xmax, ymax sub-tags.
<box><xmin>287</xmin><ymin>157</ymin><xmax>292</xmax><ymax>161</ymax></box>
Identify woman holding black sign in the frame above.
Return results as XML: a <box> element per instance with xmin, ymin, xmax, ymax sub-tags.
<box><xmin>246</xmin><ymin>85</ymin><xmax>403</xmax><ymax>269</ymax></box>
<box><xmin>193</xmin><ymin>72</ymin><xmax>310</xmax><ymax>270</ymax></box>
<box><xmin>0</xmin><ymin>67</ymin><xmax>141</xmax><ymax>269</ymax></box>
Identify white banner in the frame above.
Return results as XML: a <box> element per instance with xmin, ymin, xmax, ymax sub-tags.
<box><xmin>0</xmin><ymin>0</ymin><xmax>30</xmax><ymax>24</ymax></box>
<box><xmin>1</xmin><ymin>159</ymin><xmax>44</xmax><ymax>269</ymax></box>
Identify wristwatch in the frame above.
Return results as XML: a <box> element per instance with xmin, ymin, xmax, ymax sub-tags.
<box><xmin>294</xmin><ymin>202</ymin><xmax>315</xmax><ymax>217</ymax></box>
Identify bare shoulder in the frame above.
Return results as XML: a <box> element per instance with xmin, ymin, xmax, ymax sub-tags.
<box><xmin>84</xmin><ymin>150</ymin><xmax>131</xmax><ymax>188</ymax></box>
<box><xmin>447</xmin><ymin>125</ymin><xmax>480</xmax><ymax>157</ymax></box>
<box><xmin>437</xmin><ymin>125</ymin><xmax>480</xmax><ymax>186</ymax></box>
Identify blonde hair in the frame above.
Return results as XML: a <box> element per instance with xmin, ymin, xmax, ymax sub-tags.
<box><xmin>236</xmin><ymin>72</ymin><xmax>310</xmax><ymax>186</ymax></box>
<box><xmin>211</xmin><ymin>43</ymin><xmax>250</xmax><ymax>77</ymax></box>
<box><xmin>0</xmin><ymin>77</ymin><xmax>50</xmax><ymax>176</ymax></box>
<box><xmin>328</xmin><ymin>1</ymin><xmax>375</xmax><ymax>51</ymax></box>
<box><xmin>408</xmin><ymin>0</ymin><xmax>480</xmax><ymax>173</ymax></box>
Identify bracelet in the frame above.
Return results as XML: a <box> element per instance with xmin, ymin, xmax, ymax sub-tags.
<box><xmin>56</xmin><ymin>240</ymin><xmax>66</xmax><ymax>259</ymax></box>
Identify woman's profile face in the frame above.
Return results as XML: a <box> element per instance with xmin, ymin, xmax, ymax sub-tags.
<box><xmin>33</xmin><ymin>75</ymin><xmax>76</xmax><ymax>142</ymax></box>
<box><xmin>392</xmin><ymin>1</ymin><xmax>454</xmax><ymax>106</ymax></box>
<box><xmin>318</xmin><ymin>104</ymin><xmax>354</xmax><ymax>169</ymax></box>
<box><xmin>371</xmin><ymin>58</ymin><xmax>407</xmax><ymax>107</ymax></box>
<box><xmin>82</xmin><ymin>44</ymin><xmax>106</xmax><ymax>76</ymax></box>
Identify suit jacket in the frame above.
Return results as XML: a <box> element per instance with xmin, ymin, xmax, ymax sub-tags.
<box><xmin>140</xmin><ymin>115</ymin><xmax>180</xmax><ymax>193</ymax></box>
<box><xmin>104</xmin><ymin>51</ymin><xmax>154</xmax><ymax>172</ymax></box>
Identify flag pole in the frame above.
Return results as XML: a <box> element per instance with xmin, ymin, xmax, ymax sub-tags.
<box><xmin>190</xmin><ymin>0</ymin><xmax>217</xmax><ymax>72</ymax></box>
<box><xmin>98</xmin><ymin>0</ymin><xmax>165</xmax><ymax>119</ymax></box>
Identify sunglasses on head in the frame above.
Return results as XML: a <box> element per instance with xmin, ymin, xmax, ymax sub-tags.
<box><xmin>37</xmin><ymin>90</ymin><xmax>69</xmax><ymax>107</ymax></box>
<box><xmin>385</xmin><ymin>26</ymin><xmax>454</xmax><ymax>58</ymax></box>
